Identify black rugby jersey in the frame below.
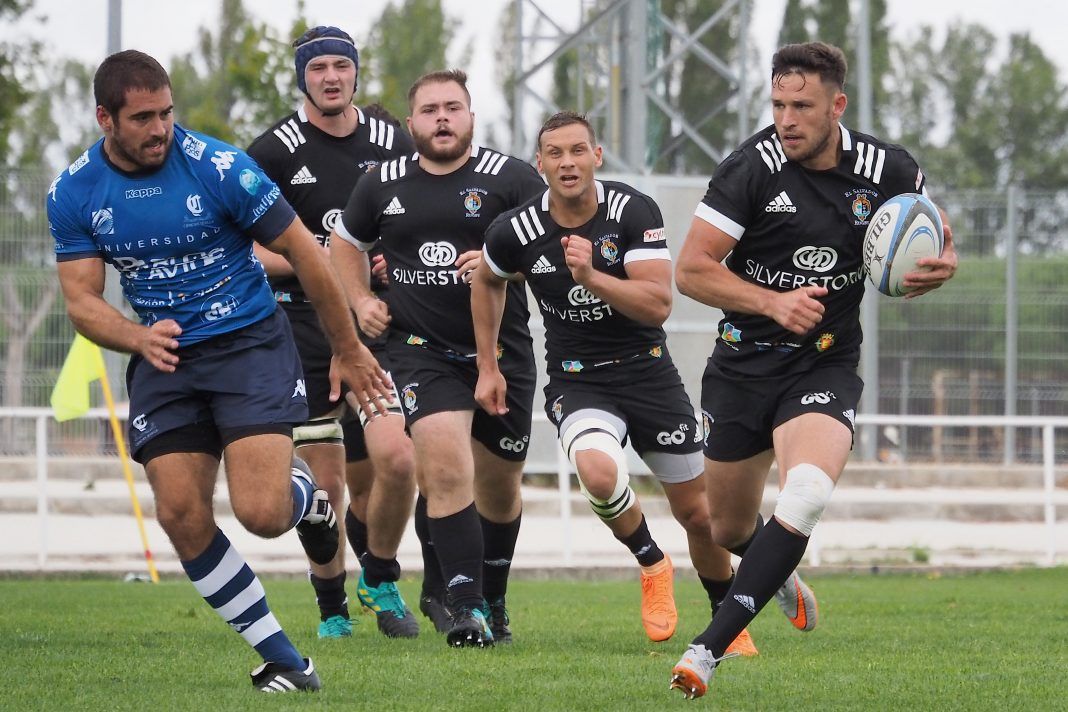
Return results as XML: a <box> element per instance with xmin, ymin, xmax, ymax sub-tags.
<box><xmin>484</xmin><ymin>180</ymin><xmax>670</xmax><ymax>371</ymax></box>
<box><xmin>335</xmin><ymin>146</ymin><xmax>545</xmax><ymax>358</ymax></box>
<box><xmin>697</xmin><ymin>123</ymin><xmax>927</xmax><ymax>377</ymax></box>
<box><xmin>248</xmin><ymin>105</ymin><xmax>413</xmax><ymax>303</ymax></box>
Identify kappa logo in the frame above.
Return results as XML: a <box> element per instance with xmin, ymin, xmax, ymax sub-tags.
<box><xmin>765</xmin><ymin>190</ymin><xmax>797</xmax><ymax>213</ymax></box>
<box><xmin>530</xmin><ymin>255</ymin><xmax>556</xmax><ymax>274</ymax></box>
<box><xmin>131</xmin><ymin>414</ymin><xmax>149</xmax><ymax>432</ymax></box>
<box><xmin>290</xmin><ymin>166</ymin><xmax>317</xmax><ymax>184</ymax></box>
<box><xmin>734</xmin><ymin>594</ymin><xmax>756</xmax><ymax>613</ymax></box>
<box><xmin>383</xmin><ymin>196</ymin><xmax>405</xmax><ymax>215</ymax></box>
<box><xmin>447</xmin><ymin>574</ymin><xmax>474</xmax><ymax>588</ymax></box>
<box><xmin>211</xmin><ymin>150</ymin><xmax>237</xmax><ymax>180</ymax></box>
<box><xmin>292</xmin><ymin>379</ymin><xmax>306</xmax><ymax>398</ymax></box>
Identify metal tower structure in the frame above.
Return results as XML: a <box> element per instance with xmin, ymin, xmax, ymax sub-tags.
<box><xmin>508</xmin><ymin>0</ymin><xmax>752</xmax><ymax>173</ymax></box>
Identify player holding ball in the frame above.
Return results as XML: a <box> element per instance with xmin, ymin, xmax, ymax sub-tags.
<box><xmin>669</xmin><ymin>41</ymin><xmax>957</xmax><ymax>699</ymax></box>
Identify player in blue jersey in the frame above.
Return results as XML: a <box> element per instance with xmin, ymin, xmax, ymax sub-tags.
<box><xmin>48</xmin><ymin>50</ymin><xmax>391</xmax><ymax>693</ymax></box>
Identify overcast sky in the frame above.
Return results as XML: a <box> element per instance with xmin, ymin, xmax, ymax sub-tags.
<box><xmin>6</xmin><ymin>0</ymin><xmax>1066</xmax><ymax>142</ymax></box>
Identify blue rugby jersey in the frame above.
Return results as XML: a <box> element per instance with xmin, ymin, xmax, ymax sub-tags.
<box><xmin>48</xmin><ymin>124</ymin><xmax>297</xmax><ymax>345</ymax></box>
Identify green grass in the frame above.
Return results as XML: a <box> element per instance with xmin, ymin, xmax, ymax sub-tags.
<box><xmin>2</xmin><ymin>569</ymin><xmax>1066</xmax><ymax>710</ymax></box>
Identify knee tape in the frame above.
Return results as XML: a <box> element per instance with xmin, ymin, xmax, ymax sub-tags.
<box><xmin>293</xmin><ymin>416</ymin><xmax>343</xmax><ymax>446</ymax></box>
<box><xmin>560</xmin><ymin>417</ymin><xmax>634</xmax><ymax>520</ymax></box>
<box><xmin>774</xmin><ymin>464</ymin><xmax>835</xmax><ymax>537</ymax></box>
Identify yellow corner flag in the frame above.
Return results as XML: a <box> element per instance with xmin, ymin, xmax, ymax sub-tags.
<box><xmin>48</xmin><ymin>332</ymin><xmax>160</xmax><ymax>583</ymax></box>
<box><xmin>51</xmin><ymin>333</ymin><xmax>105</xmax><ymax>422</ymax></box>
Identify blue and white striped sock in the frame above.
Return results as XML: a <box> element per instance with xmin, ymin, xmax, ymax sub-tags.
<box><xmin>182</xmin><ymin>528</ymin><xmax>304</xmax><ymax>670</ymax></box>
<box><xmin>289</xmin><ymin>460</ymin><xmax>316</xmax><ymax>529</ymax></box>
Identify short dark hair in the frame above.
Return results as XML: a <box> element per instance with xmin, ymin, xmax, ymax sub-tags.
<box><xmin>407</xmin><ymin>69</ymin><xmax>471</xmax><ymax>111</ymax></box>
<box><xmin>362</xmin><ymin>102</ymin><xmax>402</xmax><ymax>128</ymax></box>
<box><xmin>94</xmin><ymin>50</ymin><xmax>171</xmax><ymax>116</ymax></box>
<box><xmin>537</xmin><ymin>111</ymin><xmax>597</xmax><ymax>149</ymax></box>
<box><xmin>771</xmin><ymin>42</ymin><xmax>847</xmax><ymax>90</ymax></box>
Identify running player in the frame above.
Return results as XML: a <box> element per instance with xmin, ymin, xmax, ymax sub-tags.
<box><xmin>668</xmin><ymin>42</ymin><xmax>957</xmax><ymax>699</ymax></box>
<box><xmin>49</xmin><ymin>50</ymin><xmax>390</xmax><ymax>692</ymax></box>
<box><xmin>248</xmin><ymin>26</ymin><xmax>418</xmax><ymax>640</ymax></box>
<box><xmin>331</xmin><ymin>70</ymin><xmax>545</xmax><ymax>647</ymax></box>
<box><xmin>471</xmin><ymin>111</ymin><xmax>756</xmax><ymax>652</ymax></box>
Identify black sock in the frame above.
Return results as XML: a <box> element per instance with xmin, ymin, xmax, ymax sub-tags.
<box><xmin>414</xmin><ymin>494</ymin><xmax>444</xmax><ymax>598</ymax></box>
<box><xmin>615</xmin><ymin>514</ymin><xmax>665</xmax><ymax>568</ymax></box>
<box><xmin>344</xmin><ymin>508</ymin><xmax>368</xmax><ymax>562</ymax></box>
<box><xmin>699</xmin><ymin>571</ymin><xmax>735</xmax><ymax>615</ymax></box>
<box><xmin>727</xmin><ymin>513</ymin><xmax>764</xmax><ymax>557</ymax></box>
<box><xmin>427</xmin><ymin>502</ymin><xmax>484</xmax><ymax>610</ymax></box>
<box><xmin>694</xmin><ymin>517</ymin><xmax>808</xmax><ymax>657</ymax></box>
<box><xmin>480</xmin><ymin>511</ymin><xmax>521</xmax><ymax>603</ymax></box>
<box><xmin>310</xmin><ymin>571</ymin><xmax>349</xmax><ymax>621</ymax></box>
<box><xmin>362</xmin><ymin>551</ymin><xmax>401</xmax><ymax>588</ymax></box>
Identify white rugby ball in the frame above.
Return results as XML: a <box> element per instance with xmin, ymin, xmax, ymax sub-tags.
<box><xmin>862</xmin><ymin>193</ymin><xmax>944</xmax><ymax>297</ymax></box>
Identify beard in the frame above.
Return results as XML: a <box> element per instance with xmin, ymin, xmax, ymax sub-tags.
<box><xmin>110</xmin><ymin>129</ymin><xmax>171</xmax><ymax>170</ymax></box>
<box><xmin>413</xmin><ymin>125</ymin><xmax>473</xmax><ymax>162</ymax></box>
<box><xmin>781</xmin><ymin>118</ymin><xmax>834</xmax><ymax>164</ymax></box>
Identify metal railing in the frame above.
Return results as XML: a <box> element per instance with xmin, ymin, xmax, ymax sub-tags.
<box><xmin>2</xmin><ymin>407</ymin><xmax>1065</xmax><ymax>569</ymax></box>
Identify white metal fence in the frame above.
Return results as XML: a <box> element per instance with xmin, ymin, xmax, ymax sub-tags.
<box><xmin>3</xmin><ymin>407</ymin><xmax>1065</xmax><ymax>570</ymax></box>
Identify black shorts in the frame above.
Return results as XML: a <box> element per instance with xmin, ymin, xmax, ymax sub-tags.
<box><xmin>700</xmin><ymin>358</ymin><xmax>863</xmax><ymax>462</ymax></box>
<box><xmin>125</xmin><ymin>309</ymin><xmax>308</xmax><ymax>464</ymax></box>
<box><xmin>544</xmin><ymin>353</ymin><xmax>703</xmax><ymax>483</ymax></box>
<box><xmin>388</xmin><ymin>341</ymin><xmax>535</xmax><ymax>462</ymax></box>
<box><xmin>281</xmin><ymin>304</ymin><xmax>336</xmax><ymax>419</ymax></box>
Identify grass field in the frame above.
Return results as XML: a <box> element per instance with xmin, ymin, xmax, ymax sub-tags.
<box><xmin>2</xmin><ymin>568</ymin><xmax>1066</xmax><ymax>711</ymax></box>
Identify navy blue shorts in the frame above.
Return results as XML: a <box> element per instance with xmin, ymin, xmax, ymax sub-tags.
<box><xmin>281</xmin><ymin>303</ymin><xmax>337</xmax><ymax>420</ymax></box>
<box><xmin>125</xmin><ymin>309</ymin><xmax>308</xmax><ymax>463</ymax></box>
<box><xmin>388</xmin><ymin>340</ymin><xmax>535</xmax><ymax>462</ymax></box>
<box><xmin>700</xmin><ymin>357</ymin><xmax>863</xmax><ymax>462</ymax></box>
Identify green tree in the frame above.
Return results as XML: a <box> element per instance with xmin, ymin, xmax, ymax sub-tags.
<box><xmin>777</xmin><ymin>0</ymin><xmax>809</xmax><ymax>47</ymax></box>
<box><xmin>167</xmin><ymin>0</ymin><xmax>303</xmax><ymax>146</ymax></box>
<box><xmin>360</xmin><ymin>0</ymin><xmax>457</xmax><ymax>123</ymax></box>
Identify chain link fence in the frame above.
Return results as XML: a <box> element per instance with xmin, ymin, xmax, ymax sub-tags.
<box><xmin>2</xmin><ymin>170</ymin><xmax>1066</xmax><ymax>462</ymax></box>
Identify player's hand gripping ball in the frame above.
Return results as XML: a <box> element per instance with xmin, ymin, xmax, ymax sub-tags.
<box><xmin>862</xmin><ymin>193</ymin><xmax>944</xmax><ymax>297</ymax></box>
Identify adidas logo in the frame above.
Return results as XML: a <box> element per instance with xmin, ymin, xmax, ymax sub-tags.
<box><xmin>290</xmin><ymin>166</ymin><xmax>317</xmax><ymax>185</ymax></box>
<box><xmin>447</xmin><ymin>574</ymin><xmax>474</xmax><ymax>588</ymax></box>
<box><xmin>530</xmin><ymin>255</ymin><xmax>556</xmax><ymax>274</ymax></box>
<box><xmin>383</xmin><ymin>196</ymin><xmax>405</xmax><ymax>215</ymax></box>
<box><xmin>733</xmin><ymin>594</ymin><xmax>756</xmax><ymax>613</ymax></box>
<box><xmin>765</xmin><ymin>190</ymin><xmax>797</xmax><ymax>213</ymax></box>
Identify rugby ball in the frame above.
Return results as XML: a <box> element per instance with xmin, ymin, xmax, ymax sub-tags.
<box><xmin>862</xmin><ymin>193</ymin><xmax>944</xmax><ymax>297</ymax></box>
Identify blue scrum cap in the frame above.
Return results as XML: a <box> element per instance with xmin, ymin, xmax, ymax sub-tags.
<box><xmin>293</xmin><ymin>26</ymin><xmax>359</xmax><ymax>94</ymax></box>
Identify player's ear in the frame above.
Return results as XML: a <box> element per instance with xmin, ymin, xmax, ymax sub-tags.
<box><xmin>832</xmin><ymin>90</ymin><xmax>847</xmax><ymax>120</ymax></box>
<box><xmin>96</xmin><ymin>106</ymin><xmax>113</xmax><ymax>133</ymax></box>
<box><xmin>536</xmin><ymin>151</ymin><xmax>544</xmax><ymax>174</ymax></box>
<box><xmin>593</xmin><ymin>144</ymin><xmax>603</xmax><ymax>168</ymax></box>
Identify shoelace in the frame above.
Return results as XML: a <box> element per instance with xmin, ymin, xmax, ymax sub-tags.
<box><xmin>375</xmin><ymin>585</ymin><xmax>407</xmax><ymax>618</ymax></box>
<box><xmin>641</xmin><ymin>571</ymin><xmax>674</xmax><ymax>615</ymax></box>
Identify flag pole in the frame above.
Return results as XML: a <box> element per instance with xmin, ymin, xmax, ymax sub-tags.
<box><xmin>91</xmin><ymin>347</ymin><xmax>160</xmax><ymax>583</ymax></box>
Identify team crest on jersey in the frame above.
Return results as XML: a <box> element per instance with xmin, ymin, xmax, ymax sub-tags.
<box><xmin>597</xmin><ymin>235</ymin><xmax>620</xmax><ymax>264</ymax></box>
<box><xmin>816</xmin><ymin>332</ymin><xmax>835</xmax><ymax>352</ymax></box>
<box><xmin>846</xmin><ymin>188</ymin><xmax>878</xmax><ymax>225</ymax></box>
<box><xmin>551</xmin><ymin>396</ymin><xmax>564</xmax><ymax>422</ymax></box>
<box><xmin>649</xmin><ymin>346</ymin><xmax>663</xmax><ymax>359</ymax></box>
<box><xmin>402</xmin><ymin>384</ymin><xmax>419</xmax><ymax>413</ymax></box>
<box><xmin>701</xmin><ymin>410</ymin><xmax>713</xmax><ymax>445</ymax></box>
<box><xmin>720</xmin><ymin>322</ymin><xmax>741</xmax><ymax>343</ymax></box>
<box><xmin>186</xmin><ymin>194</ymin><xmax>204</xmax><ymax>216</ymax></box>
<box><xmin>406</xmin><ymin>335</ymin><xmax>427</xmax><ymax>346</ymax></box>
<box><xmin>461</xmin><ymin>187</ymin><xmax>487</xmax><ymax>217</ymax></box>
<box><xmin>562</xmin><ymin>360</ymin><xmax>584</xmax><ymax>373</ymax></box>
